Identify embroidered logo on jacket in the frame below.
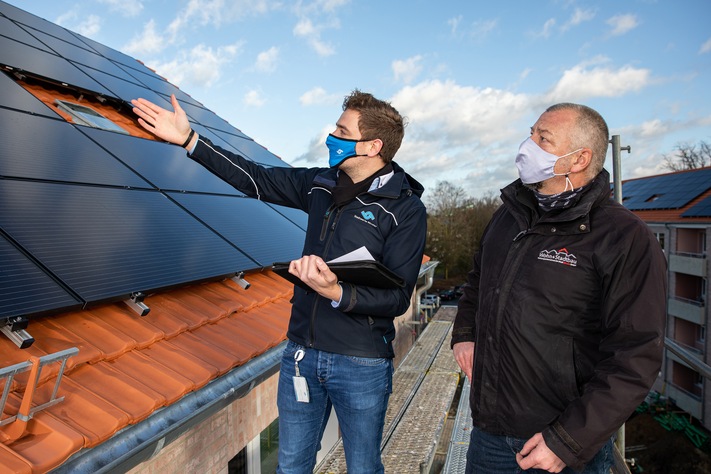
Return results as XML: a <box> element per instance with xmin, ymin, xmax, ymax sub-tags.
<box><xmin>538</xmin><ymin>248</ymin><xmax>577</xmax><ymax>267</ymax></box>
<box><xmin>361</xmin><ymin>211</ymin><xmax>375</xmax><ymax>220</ymax></box>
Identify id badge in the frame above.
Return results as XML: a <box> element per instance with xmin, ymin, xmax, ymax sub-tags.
<box><xmin>293</xmin><ymin>349</ymin><xmax>309</xmax><ymax>403</ymax></box>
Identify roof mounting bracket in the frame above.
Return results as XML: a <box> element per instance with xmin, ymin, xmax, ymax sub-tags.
<box><xmin>124</xmin><ymin>292</ymin><xmax>150</xmax><ymax>316</ymax></box>
<box><xmin>1</xmin><ymin>317</ymin><xmax>34</xmax><ymax>349</ymax></box>
<box><xmin>0</xmin><ymin>347</ymin><xmax>78</xmax><ymax>443</ymax></box>
<box><xmin>231</xmin><ymin>272</ymin><xmax>251</xmax><ymax>290</ymax></box>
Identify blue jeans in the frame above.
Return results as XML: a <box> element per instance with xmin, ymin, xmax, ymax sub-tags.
<box><xmin>465</xmin><ymin>426</ymin><xmax>615</xmax><ymax>474</ymax></box>
<box><xmin>276</xmin><ymin>340</ymin><xmax>393</xmax><ymax>474</ymax></box>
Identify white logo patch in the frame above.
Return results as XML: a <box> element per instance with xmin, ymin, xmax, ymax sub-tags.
<box><xmin>538</xmin><ymin>248</ymin><xmax>577</xmax><ymax>267</ymax></box>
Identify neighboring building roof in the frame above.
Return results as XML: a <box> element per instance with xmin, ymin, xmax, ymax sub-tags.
<box><xmin>616</xmin><ymin>166</ymin><xmax>711</xmax><ymax>223</ymax></box>
<box><xmin>0</xmin><ymin>2</ymin><xmax>305</xmax><ymax>472</ymax></box>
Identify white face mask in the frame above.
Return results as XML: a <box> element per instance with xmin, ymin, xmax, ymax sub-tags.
<box><xmin>515</xmin><ymin>137</ymin><xmax>582</xmax><ymax>192</ymax></box>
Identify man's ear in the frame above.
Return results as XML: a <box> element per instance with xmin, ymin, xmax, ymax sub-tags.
<box><xmin>367</xmin><ymin>138</ymin><xmax>383</xmax><ymax>157</ymax></box>
<box><xmin>570</xmin><ymin>148</ymin><xmax>593</xmax><ymax>173</ymax></box>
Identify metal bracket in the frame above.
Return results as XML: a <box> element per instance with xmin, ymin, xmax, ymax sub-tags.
<box><xmin>1</xmin><ymin>317</ymin><xmax>34</xmax><ymax>349</ymax></box>
<box><xmin>124</xmin><ymin>291</ymin><xmax>150</xmax><ymax>316</ymax></box>
<box><xmin>231</xmin><ymin>272</ymin><xmax>251</xmax><ymax>290</ymax></box>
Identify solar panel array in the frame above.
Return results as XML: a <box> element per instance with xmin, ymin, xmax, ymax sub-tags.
<box><xmin>0</xmin><ymin>1</ymin><xmax>307</xmax><ymax>322</ymax></box>
<box><xmin>682</xmin><ymin>194</ymin><xmax>711</xmax><ymax>217</ymax></box>
<box><xmin>620</xmin><ymin>168</ymin><xmax>711</xmax><ymax>210</ymax></box>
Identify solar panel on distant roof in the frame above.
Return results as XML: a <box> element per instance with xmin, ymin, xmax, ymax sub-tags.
<box><xmin>71</xmin><ymin>62</ymin><xmax>170</xmax><ymax>106</ymax></box>
<box><xmin>0</xmin><ymin>35</ymin><xmax>113</xmax><ymax>97</ymax></box>
<box><xmin>0</xmin><ymin>232</ymin><xmax>83</xmax><ymax>321</ymax></box>
<box><xmin>169</xmin><ymin>193</ymin><xmax>306</xmax><ymax>266</ymax></box>
<box><xmin>211</xmin><ymin>131</ymin><xmax>289</xmax><ymax>168</ymax></box>
<box><xmin>620</xmin><ymin>169</ymin><xmax>711</xmax><ymax>210</ymax></box>
<box><xmin>0</xmin><ymin>70</ymin><xmax>60</xmax><ymax>117</ymax></box>
<box><xmin>0</xmin><ymin>107</ymin><xmax>152</xmax><ymax>188</ymax></box>
<box><xmin>79</xmin><ymin>127</ymin><xmax>245</xmax><ymax>196</ymax></box>
<box><xmin>0</xmin><ymin>180</ymin><xmax>259</xmax><ymax>304</ymax></box>
<box><xmin>681</xmin><ymin>194</ymin><xmax>711</xmax><ymax>217</ymax></box>
<box><xmin>0</xmin><ymin>16</ymin><xmax>55</xmax><ymax>53</ymax></box>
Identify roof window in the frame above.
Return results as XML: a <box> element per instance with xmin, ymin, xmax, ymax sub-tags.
<box><xmin>646</xmin><ymin>194</ymin><xmax>664</xmax><ymax>202</ymax></box>
<box><xmin>54</xmin><ymin>99</ymin><xmax>129</xmax><ymax>134</ymax></box>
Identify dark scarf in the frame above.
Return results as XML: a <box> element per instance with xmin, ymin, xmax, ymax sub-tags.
<box><xmin>332</xmin><ymin>163</ymin><xmax>393</xmax><ymax>208</ymax></box>
<box><xmin>533</xmin><ymin>179</ymin><xmax>595</xmax><ymax>213</ymax></box>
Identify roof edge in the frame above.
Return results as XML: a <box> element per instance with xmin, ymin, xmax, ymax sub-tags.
<box><xmin>48</xmin><ymin>341</ymin><xmax>286</xmax><ymax>474</ymax></box>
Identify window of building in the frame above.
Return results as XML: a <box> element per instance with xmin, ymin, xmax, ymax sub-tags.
<box><xmin>698</xmin><ymin>325</ymin><xmax>706</xmax><ymax>344</ymax></box>
<box><xmin>654</xmin><ymin>232</ymin><xmax>665</xmax><ymax>252</ymax></box>
<box><xmin>229</xmin><ymin>418</ymin><xmax>279</xmax><ymax>474</ymax></box>
<box><xmin>54</xmin><ymin>99</ymin><xmax>129</xmax><ymax>134</ymax></box>
<box><xmin>696</xmin><ymin>372</ymin><xmax>705</xmax><ymax>388</ymax></box>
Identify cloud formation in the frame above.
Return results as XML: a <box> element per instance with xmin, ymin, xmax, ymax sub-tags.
<box><xmin>299</xmin><ymin>87</ymin><xmax>341</xmax><ymax>106</ymax></box>
<box><xmin>148</xmin><ymin>42</ymin><xmax>244</xmax><ymax>88</ymax></box>
<box><xmin>561</xmin><ymin>8</ymin><xmax>596</xmax><ymax>32</ymax></box>
<box><xmin>123</xmin><ymin>19</ymin><xmax>167</xmax><ymax>55</ymax></box>
<box><xmin>97</xmin><ymin>0</ymin><xmax>143</xmax><ymax>17</ymax></box>
<box><xmin>254</xmin><ymin>46</ymin><xmax>279</xmax><ymax>72</ymax></box>
<box><xmin>606</xmin><ymin>13</ymin><xmax>641</xmax><ymax>36</ymax></box>
<box><xmin>392</xmin><ymin>56</ymin><xmax>423</xmax><ymax>84</ymax></box>
<box><xmin>700</xmin><ymin>37</ymin><xmax>711</xmax><ymax>55</ymax></box>
<box><xmin>244</xmin><ymin>90</ymin><xmax>266</xmax><ymax>107</ymax></box>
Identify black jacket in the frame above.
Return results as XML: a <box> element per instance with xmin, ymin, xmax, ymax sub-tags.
<box><xmin>190</xmin><ymin>136</ymin><xmax>427</xmax><ymax>358</ymax></box>
<box><xmin>452</xmin><ymin>169</ymin><xmax>666</xmax><ymax>471</ymax></box>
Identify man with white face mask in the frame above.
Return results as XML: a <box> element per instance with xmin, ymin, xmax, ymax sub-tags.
<box><xmin>452</xmin><ymin>103</ymin><xmax>666</xmax><ymax>473</ymax></box>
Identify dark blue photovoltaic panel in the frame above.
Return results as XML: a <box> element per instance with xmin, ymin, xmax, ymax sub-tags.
<box><xmin>621</xmin><ymin>168</ymin><xmax>711</xmax><ymax>210</ymax></box>
<box><xmin>189</xmin><ymin>122</ymin><xmax>243</xmax><ymax>152</ymax></box>
<box><xmin>682</xmin><ymin>194</ymin><xmax>711</xmax><ymax>217</ymax></box>
<box><xmin>0</xmin><ymin>70</ymin><xmax>60</xmax><ymax>117</ymax></box>
<box><xmin>267</xmin><ymin>204</ymin><xmax>308</xmax><ymax>232</ymax></box>
<box><xmin>71</xmin><ymin>62</ymin><xmax>170</xmax><ymax>106</ymax></box>
<box><xmin>80</xmin><ymin>126</ymin><xmax>244</xmax><ymax>196</ymax></box>
<box><xmin>0</xmin><ymin>107</ymin><xmax>151</xmax><ymax>188</ymax></box>
<box><xmin>169</xmin><ymin>193</ymin><xmax>306</xmax><ymax>266</ymax></box>
<box><xmin>0</xmin><ymin>180</ymin><xmax>258</xmax><ymax>303</ymax></box>
<box><xmin>125</xmin><ymin>68</ymin><xmax>205</xmax><ymax>108</ymax></box>
<box><xmin>179</xmin><ymin>99</ymin><xmax>246</xmax><ymax>137</ymax></box>
<box><xmin>0</xmin><ymin>2</ymin><xmax>96</xmax><ymax>51</ymax></box>
<box><xmin>0</xmin><ymin>16</ymin><xmax>54</xmax><ymax>53</ymax></box>
<box><xmin>0</xmin><ymin>233</ymin><xmax>82</xmax><ymax>320</ymax></box>
<box><xmin>0</xmin><ymin>35</ymin><xmax>113</xmax><ymax>96</ymax></box>
<box><xmin>211</xmin><ymin>130</ymin><xmax>290</xmax><ymax>168</ymax></box>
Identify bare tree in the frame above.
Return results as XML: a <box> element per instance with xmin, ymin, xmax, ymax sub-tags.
<box><xmin>662</xmin><ymin>140</ymin><xmax>711</xmax><ymax>172</ymax></box>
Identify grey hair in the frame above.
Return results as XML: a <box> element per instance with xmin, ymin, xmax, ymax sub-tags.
<box><xmin>545</xmin><ymin>103</ymin><xmax>609</xmax><ymax>178</ymax></box>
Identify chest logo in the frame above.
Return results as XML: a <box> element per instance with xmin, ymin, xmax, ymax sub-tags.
<box><xmin>538</xmin><ymin>248</ymin><xmax>577</xmax><ymax>267</ymax></box>
<box><xmin>361</xmin><ymin>211</ymin><xmax>375</xmax><ymax>220</ymax></box>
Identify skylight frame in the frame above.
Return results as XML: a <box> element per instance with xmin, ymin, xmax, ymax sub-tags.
<box><xmin>54</xmin><ymin>99</ymin><xmax>129</xmax><ymax>135</ymax></box>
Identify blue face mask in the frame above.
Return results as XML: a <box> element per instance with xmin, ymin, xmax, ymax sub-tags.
<box><xmin>325</xmin><ymin>134</ymin><xmax>367</xmax><ymax>168</ymax></box>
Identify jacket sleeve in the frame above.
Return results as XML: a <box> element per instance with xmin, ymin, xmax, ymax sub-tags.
<box><xmin>542</xmin><ymin>209</ymin><xmax>667</xmax><ymax>471</ymax></box>
<box><xmin>451</xmin><ymin>250</ymin><xmax>481</xmax><ymax>347</ymax></box>
<box><xmin>337</xmin><ymin>202</ymin><xmax>427</xmax><ymax>318</ymax></box>
<box><xmin>189</xmin><ymin>135</ymin><xmax>319</xmax><ymax>211</ymax></box>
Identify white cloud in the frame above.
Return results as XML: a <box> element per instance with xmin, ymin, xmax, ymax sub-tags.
<box><xmin>606</xmin><ymin>13</ymin><xmax>641</xmax><ymax>36</ymax></box>
<box><xmin>471</xmin><ymin>19</ymin><xmax>497</xmax><ymax>39</ymax></box>
<box><xmin>97</xmin><ymin>0</ymin><xmax>144</xmax><ymax>17</ymax></box>
<box><xmin>148</xmin><ymin>41</ymin><xmax>244</xmax><ymax>88</ymax></box>
<box><xmin>392</xmin><ymin>55</ymin><xmax>423</xmax><ymax>84</ymax></box>
<box><xmin>535</xmin><ymin>18</ymin><xmax>556</xmax><ymax>38</ymax></box>
<box><xmin>293</xmin><ymin>17</ymin><xmax>337</xmax><ymax>57</ymax></box>
<box><xmin>544</xmin><ymin>61</ymin><xmax>652</xmax><ymax>103</ymax></box>
<box><xmin>700</xmin><ymin>37</ymin><xmax>711</xmax><ymax>54</ymax></box>
<box><xmin>293</xmin><ymin>125</ymin><xmax>333</xmax><ymax>164</ymax></box>
<box><xmin>244</xmin><ymin>90</ymin><xmax>266</xmax><ymax>107</ymax></box>
<box><xmin>123</xmin><ymin>19</ymin><xmax>167</xmax><ymax>56</ymax></box>
<box><xmin>254</xmin><ymin>46</ymin><xmax>279</xmax><ymax>72</ymax></box>
<box><xmin>299</xmin><ymin>87</ymin><xmax>341</xmax><ymax>106</ymax></box>
<box><xmin>56</xmin><ymin>9</ymin><xmax>102</xmax><ymax>38</ymax></box>
<box><xmin>561</xmin><ymin>7</ymin><xmax>596</xmax><ymax>32</ymax></box>
<box><xmin>448</xmin><ymin>15</ymin><xmax>463</xmax><ymax>36</ymax></box>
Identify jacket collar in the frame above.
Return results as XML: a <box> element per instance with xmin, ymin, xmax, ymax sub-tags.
<box><xmin>312</xmin><ymin>161</ymin><xmax>424</xmax><ymax>200</ymax></box>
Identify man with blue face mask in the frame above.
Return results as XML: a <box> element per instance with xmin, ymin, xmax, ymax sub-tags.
<box><xmin>132</xmin><ymin>90</ymin><xmax>427</xmax><ymax>474</ymax></box>
<box><xmin>452</xmin><ymin>103</ymin><xmax>666</xmax><ymax>474</ymax></box>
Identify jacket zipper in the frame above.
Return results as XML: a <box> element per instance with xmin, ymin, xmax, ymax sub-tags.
<box><xmin>309</xmin><ymin>206</ymin><xmax>343</xmax><ymax>347</ymax></box>
<box><xmin>513</xmin><ymin>228</ymin><xmax>530</xmax><ymax>242</ymax></box>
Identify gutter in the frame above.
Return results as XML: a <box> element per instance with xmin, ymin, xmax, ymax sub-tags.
<box><xmin>415</xmin><ymin>261</ymin><xmax>439</xmax><ymax>317</ymax></box>
<box><xmin>50</xmin><ymin>340</ymin><xmax>286</xmax><ymax>474</ymax></box>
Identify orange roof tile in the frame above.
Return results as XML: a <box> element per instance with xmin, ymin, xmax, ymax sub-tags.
<box><xmin>0</xmin><ymin>271</ymin><xmax>292</xmax><ymax>473</ymax></box>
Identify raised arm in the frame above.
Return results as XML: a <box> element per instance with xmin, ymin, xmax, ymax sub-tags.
<box><xmin>131</xmin><ymin>95</ymin><xmax>196</xmax><ymax>150</ymax></box>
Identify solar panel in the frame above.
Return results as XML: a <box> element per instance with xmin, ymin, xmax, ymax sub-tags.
<box><xmin>126</xmin><ymin>69</ymin><xmax>206</xmax><ymax>108</ymax></box>
<box><xmin>168</xmin><ymin>193</ymin><xmax>306</xmax><ymax>266</ymax></box>
<box><xmin>0</xmin><ymin>70</ymin><xmax>60</xmax><ymax>117</ymax></box>
<box><xmin>0</xmin><ymin>35</ymin><xmax>113</xmax><ymax>97</ymax></box>
<box><xmin>79</xmin><ymin>126</ymin><xmax>245</xmax><ymax>196</ymax></box>
<box><xmin>189</xmin><ymin>122</ymin><xmax>244</xmax><ymax>152</ymax></box>
<box><xmin>210</xmin><ymin>130</ymin><xmax>290</xmax><ymax>167</ymax></box>
<box><xmin>267</xmin><ymin>204</ymin><xmax>308</xmax><ymax>232</ymax></box>
<box><xmin>0</xmin><ymin>180</ymin><xmax>259</xmax><ymax>304</ymax></box>
<box><xmin>28</xmin><ymin>28</ymin><xmax>137</xmax><ymax>82</ymax></box>
<box><xmin>0</xmin><ymin>107</ymin><xmax>152</xmax><ymax>188</ymax></box>
<box><xmin>71</xmin><ymin>62</ymin><xmax>171</xmax><ymax>106</ymax></box>
<box><xmin>681</xmin><ymin>194</ymin><xmax>711</xmax><ymax>217</ymax></box>
<box><xmin>621</xmin><ymin>169</ymin><xmax>711</xmax><ymax>210</ymax></box>
<box><xmin>0</xmin><ymin>232</ymin><xmax>83</xmax><ymax>321</ymax></box>
<box><xmin>178</xmin><ymin>99</ymin><xmax>245</xmax><ymax>137</ymax></box>
<box><xmin>0</xmin><ymin>16</ymin><xmax>55</xmax><ymax>53</ymax></box>
<box><xmin>0</xmin><ymin>2</ymin><xmax>90</xmax><ymax>51</ymax></box>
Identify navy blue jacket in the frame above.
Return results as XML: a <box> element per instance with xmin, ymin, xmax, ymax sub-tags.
<box><xmin>190</xmin><ymin>136</ymin><xmax>427</xmax><ymax>358</ymax></box>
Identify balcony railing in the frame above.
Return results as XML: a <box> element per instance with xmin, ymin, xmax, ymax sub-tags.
<box><xmin>671</xmin><ymin>251</ymin><xmax>706</xmax><ymax>258</ymax></box>
<box><xmin>668</xmin><ymin>337</ymin><xmax>704</xmax><ymax>357</ymax></box>
<box><xmin>671</xmin><ymin>295</ymin><xmax>705</xmax><ymax>307</ymax></box>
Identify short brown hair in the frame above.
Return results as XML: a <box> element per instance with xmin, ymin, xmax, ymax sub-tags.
<box><xmin>546</xmin><ymin>103</ymin><xmax>609</xmax><ymax>178</ymax></box>
<box><xmin>343</xmin><ymin>89</ymin><xmax>405</xmax><ymax>163</ymax></box>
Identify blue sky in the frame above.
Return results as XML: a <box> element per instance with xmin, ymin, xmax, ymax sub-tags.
<box><xmin>9</xmin><ymin>0</ymin><xmax>711</xmax><ymax>197</ymax></box>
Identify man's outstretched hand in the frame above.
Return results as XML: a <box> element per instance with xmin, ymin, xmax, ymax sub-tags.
<box><xmin>131</xmin><ymin>94</ymin><xmax>193</xmax><ymax>148</ymax></box>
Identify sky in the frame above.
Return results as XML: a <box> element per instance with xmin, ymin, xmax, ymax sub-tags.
<box><xmin>8</xmin><ymin>0</ymin><xmax>711</xmax><ymax>198</ymax></box>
